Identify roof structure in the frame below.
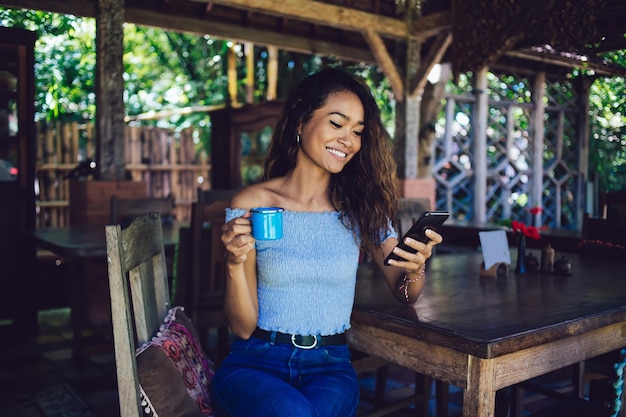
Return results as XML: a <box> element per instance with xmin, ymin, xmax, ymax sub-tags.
<box><xmin>2</xmin><ymin>0</ymin><xmax>625</xmax><ymax>82</ymax></box>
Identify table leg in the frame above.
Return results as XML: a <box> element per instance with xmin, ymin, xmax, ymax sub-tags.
<box><xmin>68</xmin><ymin>259</ymin><xmax>87</xmax><ymax>363</ymax></box>
<box><xmin>464</xmin><ymin>355</ymin><xmax>497</xmax><ymax>417</ymax></box>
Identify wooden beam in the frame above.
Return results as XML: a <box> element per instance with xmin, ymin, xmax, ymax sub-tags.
<box><xmin>362</xmin><ymin>29</ymin><xmax>403</xmax><ymax>99</ymax></box>
<box><xmin>0</xmin><ymin>0</ymin><xmax>96</xmax><ymax>16</ymax></box>
<box><xmin>0</xmin><ymin>0</ymin><xmax>376</xmax><ymax>62</ymax></box>
<box><xmin>190</xmin><ymin>0</ymin><xmax>407</xmax><ymax>39</ymax></box>
<box><xmin>124</xmin><ymin>7</ymin><xmax>376</xmax><ymax>62</ymax></box>
<box><xmin>409</xmin><ymin>31</ymin><xmax>452</xmax><ymax>98</ymax></box>
<box><xmin>1</xmin><ymin>0</ymin><xmax>449</xmax><ymax>42</ymax></box>
<box><xmin>409</xmin><ymin>11</ymin><xmax>451</xmax><ymax>40</ymax></box>
<box><xmin>505</xmin><ymin>49</ymin><xmax>626</xmax><ymax>77</ymax></box>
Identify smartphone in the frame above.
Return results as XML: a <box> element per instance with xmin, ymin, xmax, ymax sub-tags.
<box><xmin>383</xmin><ymin>211</ymin><xmax>450</xmax><ymax>266</ymax></box>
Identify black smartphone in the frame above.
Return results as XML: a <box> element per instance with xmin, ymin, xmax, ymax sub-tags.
<box><xmin>384</xmin><ymin>211</ymin><xmax>450</xmax><ymax>266</ymax></box>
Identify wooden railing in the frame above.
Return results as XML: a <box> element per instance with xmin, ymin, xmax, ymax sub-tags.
<box><xmin>36</xmin><ymin>121</ymin><xmax>211</xmax><ymax>227</ymax></box>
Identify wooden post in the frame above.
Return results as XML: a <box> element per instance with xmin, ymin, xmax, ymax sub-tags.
<box><xmin>245</xmin><ymin>42</ymin><xmax>254</xmax><ymax>104</ymax></box>
<box><xmin>577</xmin><ymin>77</ymin><xmax>592</xmax><ymax>222</ymax></box>
<box><xmin>532</xmin><ymin>72</ymin><xmax>546</xmax><ymax>227</ymax></box>
<box><xmin>95</xmin><ymin>0</ymin><xmax>125</xmax><ymax>181</ymax></box>
<box><xmin>267</xmin><ymin>45</ymin><xmax>278</xmax><ymax>101</ymax></box>
<box><xmin>473</xmin><ymin>67</ymin><xmax>488</xmax><ymax>223</ymax></box>
<box><xmin>227</xmin><ymin>45</ymin><xmax>238</xmax><ymax>106</ymax></box>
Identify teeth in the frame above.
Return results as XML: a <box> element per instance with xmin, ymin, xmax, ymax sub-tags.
<box><xmin>327</xmin><ymin>148</ymin><xmax>347</xmax><ymax>158</ymax></box>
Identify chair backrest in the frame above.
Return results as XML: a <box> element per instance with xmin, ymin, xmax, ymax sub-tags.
<box><xmin>599</xmin><ymin>190</ymin><xmax>626</xmax><ymax>223</ymax></box>
<box><xmin>106</xmin><ymin>212</ymin><xmax>170</xmax><ymax>417</ymax></box>
<box><xmin>397</xmin><ymin>197</ymin><xmax>431</xmax><ymax>236</ymax></box>
<box><xmin>582</xmin><ymin>212</ymin><xmax>626</xmax><ymax>247</ymax></box>
<box><xmin>197</xmin><ymin>188</ymin><xmax>237</xmax><ymax>204</ymax></box>
<box><xmin>110</xmin><ymin>195</ymin><xmax>175</xmax><ymax>225</ymax></box>
<box><xmin>190</xmin><ymin>199</ymin><xmax>229</xmax><ymax>319</ymax></box>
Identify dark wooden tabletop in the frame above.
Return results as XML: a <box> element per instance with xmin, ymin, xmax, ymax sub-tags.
<box><xmin>353</xmin><ymin>246</ymin><xmax>626</xmax><ymax>359</ymax></box>
<box><xmin>31</xmin><ymin>222</ymin><xmax>184</xmax><ymax>258</ymax></box>
<box><xmin>439</xmin><ymin>221</ymin><xmax>583</xmax><ymax>252</ymax></box>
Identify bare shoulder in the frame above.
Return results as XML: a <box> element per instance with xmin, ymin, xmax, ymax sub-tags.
<box><xmin>230</xmin><ymin>180</ymin><xmax>282</xmax><ymax>209</ymax></box>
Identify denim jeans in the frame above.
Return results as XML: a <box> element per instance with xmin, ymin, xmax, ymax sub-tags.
<box><xmin>211</xmin><ymin>336</ymin><xmax>359</xmax><ymax>417</ymax></box>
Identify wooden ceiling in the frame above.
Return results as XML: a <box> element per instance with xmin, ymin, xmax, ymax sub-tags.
<box><xmin>2</xmin><ymin>0</ymin><xmax>626</xmax><ymax>78</ymax></box>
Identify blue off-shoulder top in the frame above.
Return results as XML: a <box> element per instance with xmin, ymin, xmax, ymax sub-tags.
<box><xmin>226</xmin><ymin>208</ymin><xmax>397</xmax><ymax>336</ymax></box>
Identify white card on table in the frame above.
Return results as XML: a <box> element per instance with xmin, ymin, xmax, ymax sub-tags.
<box><xmin>479</xmin><ymin>230</ymin><xmax>511</xmax><ymax>269</ymax></box>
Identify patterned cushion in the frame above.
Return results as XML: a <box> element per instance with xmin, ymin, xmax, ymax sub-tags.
<box><xmin>136</xmin><ymin>306</ymin><xmax>215</xmax><ymax>417</ymax></box>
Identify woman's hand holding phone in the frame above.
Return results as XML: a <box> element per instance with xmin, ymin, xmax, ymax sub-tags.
<box><xmin>384</xmin><ymin>211</ymin><xmax>449</xmax><ymax>266</ymax></box>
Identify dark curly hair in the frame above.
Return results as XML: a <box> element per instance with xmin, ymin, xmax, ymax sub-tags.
<box><xmin>263</xmin><ymin>68</ymin><xmax>400</xmax><ymax>254</ymax></box>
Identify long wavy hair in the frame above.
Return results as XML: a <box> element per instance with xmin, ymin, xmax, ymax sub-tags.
<box><xmin>263</xmin><ymin>68</ymin><xmax>400</xmax><ymax>254</ymax></box>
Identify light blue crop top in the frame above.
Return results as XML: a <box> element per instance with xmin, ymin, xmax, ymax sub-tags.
<box><xmin>226</xmin><ymin>208</ymin><xmax>397</xmax><ymax>336</ymax></box>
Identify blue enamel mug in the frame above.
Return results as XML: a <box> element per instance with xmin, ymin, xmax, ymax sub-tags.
<box><xmin>250</xmin><ymin>207</ymin><xmax>284</xmax><ymax>240</ymax></box>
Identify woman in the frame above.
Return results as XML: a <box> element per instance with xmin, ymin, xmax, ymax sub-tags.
<box><xmin>211</xmin><ymin>68</ymin><xmax>443</xmax><ymax>417</ymax></box>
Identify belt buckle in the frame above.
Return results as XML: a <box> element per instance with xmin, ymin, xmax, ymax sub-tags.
<box><xmin>291</xmin><ymin>334</ymin><xmax>318</xmax><ymax>349</ymax></box>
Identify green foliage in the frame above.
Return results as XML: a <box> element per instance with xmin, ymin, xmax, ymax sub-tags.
<box><xmin>124</xmin><ymin>26</ymin><xmax>229</xmax><ymax>120</ymax></box>
<box><xmin>350</xmin><ymin>64</ymin><xmax>396</xmax><ymax>134</ymax></box>
<box><xmin>541</xmin><ymin>52</ymin><xmax>626</xmax><ymax>192</ymax></box>
<box><xmin>589</xmin><ymin>50</ymin><xmax>626</xmax><ymax>192</ymax></box>
<box><xmin>1</xmin><ymin>8</ymin><xmax>95</xmax><ymax>121</ymax></box>
<box><xmin>123</xmin><ymin>26</ymin><xmax>232</xmax><ymax>155</ymax></box>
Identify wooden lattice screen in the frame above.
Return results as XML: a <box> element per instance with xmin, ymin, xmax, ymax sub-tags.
<box><xmin>433</xmin><ymin>70</ymin><xmax>586</xmax><ymax>231</ymax></box>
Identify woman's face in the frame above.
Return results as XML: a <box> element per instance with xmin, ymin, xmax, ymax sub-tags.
<box><xmin>298</xmin><ymin>91</ymin><xmax>364</xmax><ymax>174</ymax></box>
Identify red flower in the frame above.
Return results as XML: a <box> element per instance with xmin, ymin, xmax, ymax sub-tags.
<box><xmin>497</xmin><ymin>206</ymin><xmax>546</xmax><ymax>239</ymax></box>
<box><xmin>511</xmin><ymin>220</ymin><xmax>542</xmax><ymax>239</ymax></box>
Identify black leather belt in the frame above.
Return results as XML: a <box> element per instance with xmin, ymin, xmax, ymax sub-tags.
<box><xmin>252</xmin><ymin>327</ymin><xmax>346</xmax><ymax>349</ymax></box>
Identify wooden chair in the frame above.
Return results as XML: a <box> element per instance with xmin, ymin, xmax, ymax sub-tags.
<box><xmin>354</xmin><ymin>197</ymin><xmax>436</xmax><ymax>416</ymax></box>
<box><xmin>581</xmin><ymin>213</ymin><xmax>626</xmax><ymax>247</ymax></box>
<box><xmin>107</xmin><ymin>212</ymin><xmax>216</xmax><ymax>417</ymax></box>
<box><xmin>105</xmin><ymin>212</ymin><xmax>171</xmax><ymax>417</ymax></box>
<box><xmin>599</xmin><ymin>190</ymin><xmax>626</xmax><ymax>222</ymax></box>
<box><xmin>110</xmin><ymin>194</ymin><xmax>175</xmax><ymax>224</ymax></box>
<box><xmin>398</xmin><ymin>198</ymin><xmax>448</xmax><ymax>414</ymax></box>
<box><xmin>521</xmin><ymin>349</ymin><xmax>626</xmax><ymax>417</ymax></box>
<box><xmin>197</xmin><ymin>187</ymin><xmax>237</xmax><ymax>204</ymax></box>
<box><xmin>397</xmin><ymin>197</ymin><xmax>432</xmax><ymax>236</ymax></box>
<box><xmin>174</xmin><ymin>199</ymin><xmax>231</xmax><ymax>362</ymax></box>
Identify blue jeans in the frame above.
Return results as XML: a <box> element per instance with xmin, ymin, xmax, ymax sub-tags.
<box><xmin>211</xmin><ymin>336</ymin><xmax>359</xmax><ymax>417</ymax></box>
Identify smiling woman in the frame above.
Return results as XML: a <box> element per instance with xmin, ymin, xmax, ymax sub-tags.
<box><xmin>211</xmin><ymin>68</ymin><xmax>444</xmax><ymax>417</ymax></box>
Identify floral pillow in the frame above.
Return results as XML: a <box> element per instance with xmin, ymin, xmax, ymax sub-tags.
<box><xmin>136</xmin><ymin>306</ymin><xmax>215</xmax><ymax>417</ymax></box>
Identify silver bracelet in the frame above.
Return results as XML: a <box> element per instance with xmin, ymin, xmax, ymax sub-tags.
<box><xmin>398</xmin><ymin>264</ymin><xmax>426</xmax><ymax>302</ymax></box>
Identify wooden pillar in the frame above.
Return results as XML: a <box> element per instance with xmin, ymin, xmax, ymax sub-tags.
<box><xmin>95</xmin><ymin>0</ymin><xmax>125</xmax><ymax>181</ymax></box>
<box><xmin>532</xmin><ymin>72</ymin><xmax>546</xmax><ymax>227</ymax></box>
<box><xmin>405</xmin><ymin>94</ymin><xmax>420</xmax><ymax>180</ymax></box>
<box><xmin>577</xmin><ymin>77</ymin><xmax>592</xmax><ymax>224</ymax></box>
<box><xmin>227</xmin><ymin>45</ymin><xmax>238</xmax><ymax>106</ymax></box>
<box><xmin>244</xmin><ymin>42</ymin><xmax>254</xmax><ymax>104</ymax></box>
<box><xmin>266</xmin><ymin>45</ymin><xmax>278</xmax><ymax>101</ymax></box>
<box><xmin>396</xmin><ymin>0</ymin><xmax>435</xmax><ymax>203</ymax></box>
<box><xmin>473</xmin><ymin>67</ymin><xmax>488</xmax><ymax>223</ymax></box>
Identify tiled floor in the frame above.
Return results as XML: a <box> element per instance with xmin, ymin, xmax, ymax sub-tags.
<box><xmin>0</xmin><ymin>307</ymin><xmax>459</xmax><ymax>417</ymax></box>
<box><xmin>0</xmin><ymin>308</ymin><xmax>119</xmax><ymax>417</ymax></box>
<box><xmin>0</xmin><ymin>307</ymin><xmax>615</xmax><ymax>417</ymax></box>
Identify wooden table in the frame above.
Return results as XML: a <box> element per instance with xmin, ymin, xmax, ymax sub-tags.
<box><xmin>349</xmin><ymin>247</ymin><xmax>626</xmax><ymax>417</ymax></box>
<box><xmin>31</xmin><ymin>222</ymin><xmax>183</xmax><ymax>360</ymax></box>
<box><xmin>33</xmin><ymin>222</ymin><xmax>182</xmax><ymax>258</ymax></box>
<box><xmin>440</xmin><ymin>220</ymin><xmax>583</xmax><ymax>253</ymax></box>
